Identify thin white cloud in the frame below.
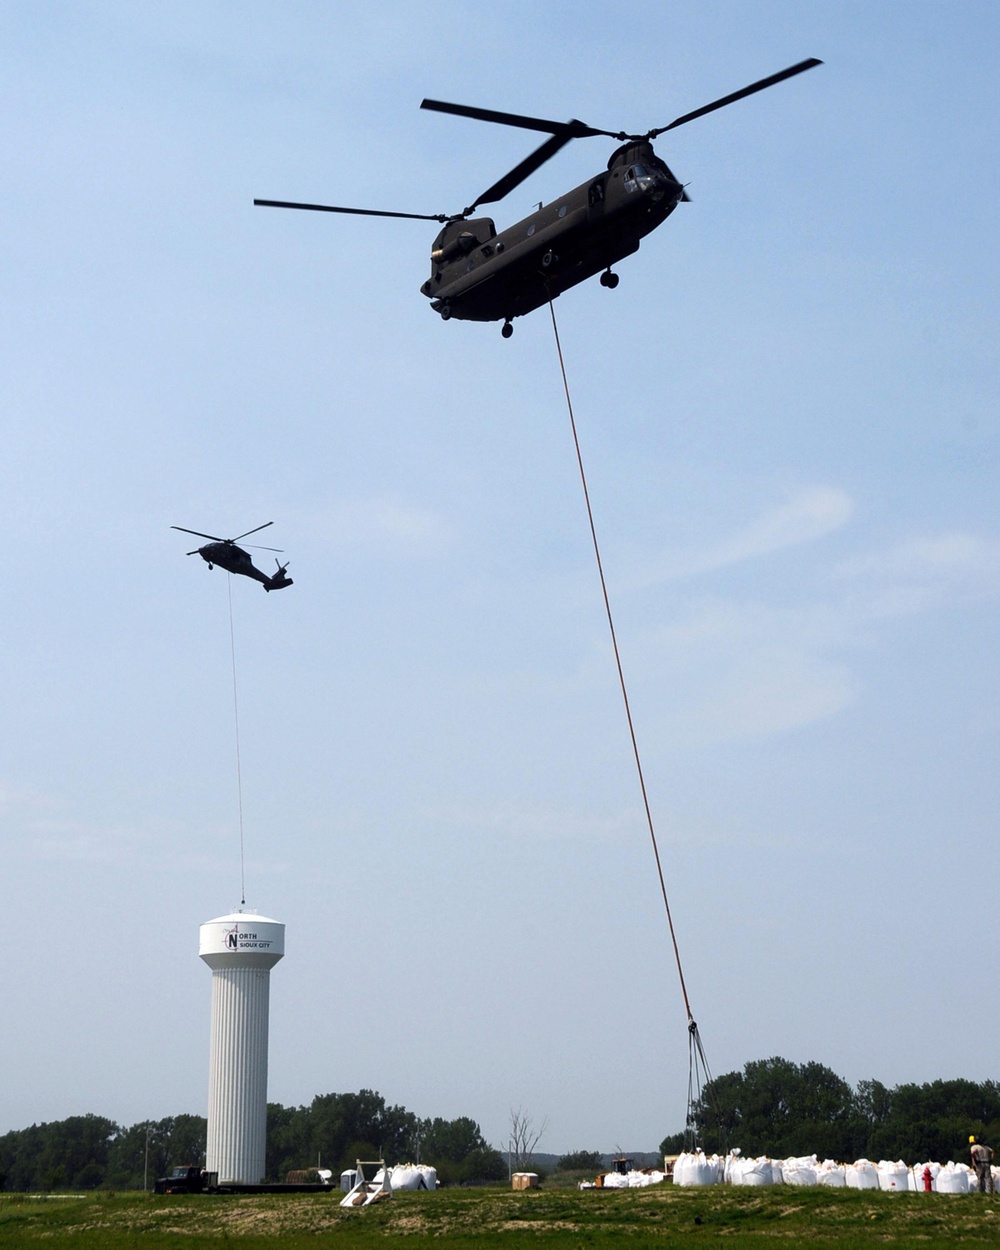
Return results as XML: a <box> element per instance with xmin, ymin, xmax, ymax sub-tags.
<box><xmin>628</xmin><ymin>598</ymin><xmax>859</xmax><ymax>746</ymax></box>
<box><xmin>614</xmin><ymin>496</ymin><xmax>1000</xmax><ymax>746</ymax></box>
<box><xmin>637</xmin><ymin>486</ymin><xmax>854</xmax><ymax>585</ymax></box>
<box><xmin>834</xmin><ymin>532</ymin><xmax>1000</xmax><ymax>615</ymax></box>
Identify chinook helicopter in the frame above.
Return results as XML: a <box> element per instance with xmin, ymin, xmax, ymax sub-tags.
<box><xmin>255</xmin><ymin>58</ymin><xmax>820</xmax><ymax>336</ymax></box>
<box><xmin>172</xmin><ymin>522</ymin><xmax>293</xmax><ymax>591</ymax></box>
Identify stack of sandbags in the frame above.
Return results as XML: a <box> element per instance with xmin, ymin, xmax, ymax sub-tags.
<box><xmin>622</xmin><ymin>1170</ymin><xmax>665</xmax><ymax>1187</ymax></box>
<box><xmin>600</xmin><ymin>1171</ymin><xmax>629</xmax><ymax>1189</ymax></box>
<box><xmin>382</xmin><ymin>1164</ymin><xmax>437</xmax><ymax>1191</ymax></box>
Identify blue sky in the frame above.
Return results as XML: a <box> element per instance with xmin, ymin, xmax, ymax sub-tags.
<box><xmin>2</xmin><ymin>1</ymin><xmax>998</xmax><ymax>1155</ymax></box>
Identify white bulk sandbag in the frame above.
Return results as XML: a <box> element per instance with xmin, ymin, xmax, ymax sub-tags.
<box><xmin>816</xmin><ymin>1160</ymin><xmax>846</xmax><ymax>1187</ymax></box>
<box><xmin>846</xmin><ymin>1160</ymin><xmax>879</xmax><ymax>1190</ymax></box>
<box><xmin>781</xmin><ymin>1155</ymin><xmax>818</xmax><ymax>1186</ymax></box>
<box><xmin>936</xmin><ymin>1162</ymin><xmax>973</xmax><ymax>1194</ymax></box>
<box><xmin>673</xmin><ymin>1151</ymin><xmax>722</xmax><ymax>1186</ymax></box>
<box><xmin>910</xmin><ymin>1162</ymin><xmax>940</xmax><ymax>1192</ymax></box>
<box><xmin>601</xmin><ymin>1171</ymin><xmax>628</xmax><ymax>1188</ymax></box>
<box><xmin>877</xmin><ymin>1160</ymin><xmax>909</xmax><ymax>1192</ymax></box>
<box><xmin>769</xmin><ymin>1160</ymin><xmax>784</xmax><ymax>1184</ymax></box>
<box><xmin>731</xmin><ymin>1158</ymin><xmax>774</xmax><ymax>1187</ymax></box>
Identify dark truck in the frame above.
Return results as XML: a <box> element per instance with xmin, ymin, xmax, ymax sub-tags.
<box><xmin>154</xmin><ymin>1166</ymin><xmax>217</xmax><ymax>1194</ymax></box>
<box><xmin>154</xmin><ymin>1165</ymin><xmax>331</xmax><ymax>1195</ymax></box>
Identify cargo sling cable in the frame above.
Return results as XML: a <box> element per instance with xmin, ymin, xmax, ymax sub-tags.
<box><xmin>547</xmin><ymin>296</ymin><xmax>716</xmax><ymax>1148</ymax></box>
<box><xmin>227</xmin><ymin>573</ymin><xmax>247</xmax><ymax>907</ymax></box>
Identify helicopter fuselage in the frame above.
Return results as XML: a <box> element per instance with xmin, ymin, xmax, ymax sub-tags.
<box><xmin>421</xmin><ymin>142</ymin><xmax>684</xmax><ymax>324</ymax></box>
<box><xmin>255</xmin><ymin>59</ymin><xmax>820</xmax><ymax>331</ymax></box>
<box><xmin>197</xmin><ymin>542</ymin><xmax>292</xmax><ymax>591</ymax></box>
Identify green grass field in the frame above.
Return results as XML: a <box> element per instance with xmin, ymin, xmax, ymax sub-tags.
<box><xmin>2</xmin><ymin>1183</ymin><xmax>998</xmax><ymax>1248</ymax></box>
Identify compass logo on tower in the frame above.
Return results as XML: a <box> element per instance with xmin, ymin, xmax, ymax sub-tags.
<box><xmin>226</xmin><ymin>925</ymin><xmax>239</xmax><ymax>950</ymax></box>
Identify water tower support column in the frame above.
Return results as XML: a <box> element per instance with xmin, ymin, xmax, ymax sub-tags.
<box><xmin>199</xmin><ymin>912</ymin><xmax>285</xmax><ymax>1185</ymax></box>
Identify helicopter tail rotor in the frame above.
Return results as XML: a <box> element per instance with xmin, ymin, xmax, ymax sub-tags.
<box><xmin>265</xmin><ymin>559</ymin><xmax>294</xmax><ymax>592</ymax></box>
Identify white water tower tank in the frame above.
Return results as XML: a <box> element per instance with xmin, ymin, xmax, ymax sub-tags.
<box><xmin>199</xmin><ymin>911</ymin><xmax>285</xmax><ymax>1184</ymax></box>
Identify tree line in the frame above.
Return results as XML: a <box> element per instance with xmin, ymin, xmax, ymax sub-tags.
<box><xmin>661</xmin><ymin>1057</ymin><xmax>1000</xmax><ymax>1163</ymax></box>
<box><xmin>0</xmin><ymin>1090</ymin><xmax>507</xmax><ymax>1191</ymax></box>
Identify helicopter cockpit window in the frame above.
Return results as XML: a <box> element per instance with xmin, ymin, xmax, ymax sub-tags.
<box><xmin>624</xmin><ymin>164</ymin><xmax>666</xmax><ymax>197</ymax></box>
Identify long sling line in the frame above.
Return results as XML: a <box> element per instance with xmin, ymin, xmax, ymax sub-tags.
<box><xmin>227</xmin><ymin>573</ymin><xmax>247</xmax><ymax>907</ymax></box>
<box><xmin>547</xmin><ymin>296</ymin><xmax>715</xmax><ymax>1142</ymax></box>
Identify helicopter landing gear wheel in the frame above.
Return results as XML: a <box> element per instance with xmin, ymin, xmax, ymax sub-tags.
<box><xmin>501</xmin><ymin>320</ymin><xmax>514</xmax><ymax>339</ymax></box>
<box><xmin>600</xmin><ymin>269</ymin><xmax>619</xmax><ymax>289</ymax></box>
<box><xmin>439</xmin><ymin>303</ymin><xmax>451</xmax><ymax>321</ymax></box>
<box><xmin>541</xmin><ymin>251</ymin><xmax>557</xmax><ymax>269</ymax></box>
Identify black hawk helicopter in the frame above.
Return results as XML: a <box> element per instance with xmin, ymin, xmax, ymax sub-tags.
<box><xmin>255</xmin><ymin>58</ymin><xmax>820</xmax><ymax>336</ymax></box>
<box><xmin>172</xmin><ymin>522</ymin><xmax>293</xmax><ymax>591</ymax></box>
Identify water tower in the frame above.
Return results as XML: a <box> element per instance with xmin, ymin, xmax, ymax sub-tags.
<box><xmin>199</xmin><ymin>911</ymin><xmax>285</xmax><ymax>1184</ymax></box>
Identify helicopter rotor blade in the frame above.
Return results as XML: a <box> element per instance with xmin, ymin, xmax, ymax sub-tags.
<box><xmin>255</xmin><ymin>199</ymin><xmax>453</xmax><ymax>223</ymax></box>
<box><xmin>232</xmin><ymin>521</ymin><xmax>275</xmax><ymax>542</ymax></box>
<box><xmin>466</xmin><ymin>132</ymin><xmax>577</xmax><ymax>213</ymax></box>
<box><xmin>651</xmin><ymin>58</ymin><xmax>822</xmax><ymax>136</ymax></box>
<box><xmin>421</xmin><ymin>98</ymin><xmax>610</xmax><ymax>140</ymax></box>
<box><xmin>245</xmin><ymin>544</ymin><xmax>284</xmax><ymax>553</ymax></box>
<box><xmin>172</xmin><ymin>525</ymin><xmax>224</xmax><ymax>542</ymax></box>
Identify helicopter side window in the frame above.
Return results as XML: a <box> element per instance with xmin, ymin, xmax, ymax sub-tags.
<box><xmin>588</xmin><ymin>179</ymin><xmax>605</xmax><ymax>205</ymax></box>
